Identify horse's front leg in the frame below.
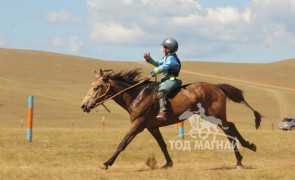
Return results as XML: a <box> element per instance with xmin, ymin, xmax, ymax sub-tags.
<box><xmin>148</xmin><ymin>127</ymin><xmax>173</xmax><ymax>169</ymax></box>
<box><xmin>100</xmin><ymin>120</ymin><xmax>145</xmax><ymax>170</ymax></box>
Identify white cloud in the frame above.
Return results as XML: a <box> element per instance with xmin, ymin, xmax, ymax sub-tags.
<box><xmin>46</xmin><ymin>10</ymin><xmax>80</xmax><ymax>23</ymax></box>
<box><xmin>207</xmin><ymin>7</ymin><xmax>241</xmax><ymax>24</ymax></box>
<box><xmin>86</xmin><ymin>0</ymin><xmax>295</xmax><ymax>59</ymax></box>
<box><xmin>90</xmin><ymin>22</ymin><xmax>147</xmax><ymax>44</ymax></box>
<box><xmin>52</xmin><ymin>36</ymin><xmax>64</xmax><ymax>46</ymax></box>
<box><xmin>69</xmin><ymin>36</ymin><xmax>83</xmax><ymax>52</ymax></box>
<box><xmin>51</xmin><ymin>36</ymin><xmax>84</xmax><ymax>53</ymax></box>
<box><xmin>86</xmin><ymin>0</ymin><xmax>201</xmax><ymax>45</ymax></box>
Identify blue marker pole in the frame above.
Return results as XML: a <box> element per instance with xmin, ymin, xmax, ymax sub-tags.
<box><xmin>27</xmin><ymin>96</ymin><xmax>34</xmax><ymax>142</ymax></box>
<box><xmin>178</xmin><ymin>122</ymin><xmax>184</xmax><ymax>139</ymax></box>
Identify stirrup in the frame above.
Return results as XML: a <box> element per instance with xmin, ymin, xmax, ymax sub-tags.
<box><xmin>156</xmin><ymin>112</ymin><xmax>167</xmax><ymax>121</ymax></box>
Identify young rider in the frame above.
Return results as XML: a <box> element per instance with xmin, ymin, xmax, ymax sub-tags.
<box><xmin>144</xmin><ymin>37</ymin><xmax>182</xmax><ymax>121</ymax></box>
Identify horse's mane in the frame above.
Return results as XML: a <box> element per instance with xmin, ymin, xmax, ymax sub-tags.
<box><xmin>105</xmin><ymin>68</ymin><xmax>152</xmax><ymax>85</ymax></box>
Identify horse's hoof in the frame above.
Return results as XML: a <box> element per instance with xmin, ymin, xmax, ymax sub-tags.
<box><xmin>236</xmin><ymin>165</ymin><xmax>244</xmax><ymax>169</ymax></box>
<box><xmin>161</xmin><ymin>162</ymin><xmax>173</xmax><ymax>169</ymax></box>
<box><xmin>99</xmin><ymin>163</ymin><xmax>108</xmax><ymax>170</ymax></box>
<box><xmin>236</xmin><ymin>162</ymin><xmax>244</xmax><ymax>169</ymax></box>
<box><xmin>250</xmin><ymin>143</ymin><xmax>257</xmax><ymax>152</ymax></box>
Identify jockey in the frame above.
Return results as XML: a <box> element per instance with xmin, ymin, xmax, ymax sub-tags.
<box><xmin>144</xmin><ymin>37</ymin><xmax>182</xmax><ymax>121</ymax></box>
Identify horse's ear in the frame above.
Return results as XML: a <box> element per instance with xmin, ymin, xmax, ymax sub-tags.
<box><xmin>100</xmin><ymin>69</ymin><xmax>104</xmax><ymax>77</ymax></box>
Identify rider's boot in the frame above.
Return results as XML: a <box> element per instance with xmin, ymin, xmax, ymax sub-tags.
<box><xmin>156</xmin><ymin>90</ymin><xmax>167</xmax><ymax>121</ymax></box>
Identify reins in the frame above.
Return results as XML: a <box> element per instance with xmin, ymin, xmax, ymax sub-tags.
<box><xmin>95</xmin><ymin>75</ymin><xmax>153</xmax><ymax>112</ymax></box>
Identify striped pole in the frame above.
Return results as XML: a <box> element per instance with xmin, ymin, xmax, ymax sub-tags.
<box><xmin>178</xmin><ymin>122</ymin><xmax>184</xmax><ymax>139</ymax></box>
<box><xmin>27</xmin><ymin>96</ymin><xmax>34</xmax><ymax>142</ymax></box>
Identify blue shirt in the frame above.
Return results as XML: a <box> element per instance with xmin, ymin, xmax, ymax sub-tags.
<box><xmin>148</xmin><ymin>53</ymin><xmax>181</xmax><ymax>78</ymax></box>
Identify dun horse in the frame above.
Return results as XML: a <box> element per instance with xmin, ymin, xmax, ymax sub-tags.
<box><xmin>81</xmin><ymin>69</ymin><xmax>261</xmax><ymax>170</ymax></box>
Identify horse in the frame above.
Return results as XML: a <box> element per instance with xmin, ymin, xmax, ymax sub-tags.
<box><xmin>81</xmin><ymin>69</ymin><xmax>262</xmax><ymax>170</ymax></box>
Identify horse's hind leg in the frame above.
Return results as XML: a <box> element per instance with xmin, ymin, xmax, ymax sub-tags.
<box><xmin>228</xmin><ymin>122</ymin><xmax>256</xmax><ymax>152</ymax></box>
<box><xmin>222</xmin><ymin>126</ymin><xmax>244</xmax><ymax>168</ymax></box>
<box><xmin>148</xmin><ymin>127</ymin><xmax>173</xmax><ymax>169</ymax></box>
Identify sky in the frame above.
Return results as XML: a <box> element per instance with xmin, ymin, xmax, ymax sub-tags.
<box><xmin>1</xmin><ymin>0</ymin><xmax>295</xmax><ymax>63</ymax></box>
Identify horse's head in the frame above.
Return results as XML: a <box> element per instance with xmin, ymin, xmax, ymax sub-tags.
<box><xmin>81</xmin><ymin>69</ymin><xmax>112</xmax><ymax>113</ymax></box>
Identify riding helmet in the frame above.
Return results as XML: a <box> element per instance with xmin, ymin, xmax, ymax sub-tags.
<box><xmin>161</xmin><ymin>38</ymin><xmax>178</xmax><ymax>53</ymax></box>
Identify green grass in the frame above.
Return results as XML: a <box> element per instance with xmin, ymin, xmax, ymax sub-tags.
<box><xmin>0</xmin><ymin>48</ymin><xmax>295</xmax><ymax>179</ymax></box>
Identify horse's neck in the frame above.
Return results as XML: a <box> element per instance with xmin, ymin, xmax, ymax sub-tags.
<box><xmin>110</xmin><ymin>80</ymin><xmax>142</xmax><ymax>112</ymax></box>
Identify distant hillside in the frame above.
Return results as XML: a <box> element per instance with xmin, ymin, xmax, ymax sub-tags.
<box><xmin>1</xmin><ymin>48</ymin><xmax>293</xmax><ymax>89</ymax></box>
<box><xmin>181</xmin><ymin>59</ymin><xmax>295</xmax><ymax>89</ymax></box>
<box><xmin>0</xmin><ymin>48</ymin><xmax>294</xmax><ymax>129</ymax></box>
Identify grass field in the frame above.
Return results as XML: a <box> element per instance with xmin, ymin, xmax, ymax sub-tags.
<box><xmin>1</xmin><ymin>128</ymin><xmax>294</xmax><ymax>179</ymax></box>
<box><xmin>0</xmin><ymin>49</ymin><xmax>294</xmax><ymax>179</ymax></box>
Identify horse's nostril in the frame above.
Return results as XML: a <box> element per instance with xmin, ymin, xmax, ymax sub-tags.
<box><xmin>81</xmin><ymin>105</ymin><xmax>85</xmax><ymax>109</ymax></box>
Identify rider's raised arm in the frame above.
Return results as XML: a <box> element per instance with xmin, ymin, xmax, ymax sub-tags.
<box><xmin>147</xmin><ymin>57</ymin><xmax>164</xmax><ymax>67</ymax></box>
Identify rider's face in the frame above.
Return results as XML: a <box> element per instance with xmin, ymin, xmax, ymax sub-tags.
<box><xmin>163</xmin><ymin>47</ymin><xmax>170</xmax><ymax>56</ymax></box>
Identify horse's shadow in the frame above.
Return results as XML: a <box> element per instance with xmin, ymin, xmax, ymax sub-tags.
<box><xmin>204</xmin><ymin>165</ymin><xmax>257</xmax><ymax>170</ymax></box>
<box><xmin>106</xmin><ymin>165</ymin><xmax>257</xmax><ymax>173</ymax></box>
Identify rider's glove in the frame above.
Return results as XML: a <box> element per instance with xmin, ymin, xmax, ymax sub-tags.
<box><xmin>150</xmin><ymin>68</ymin><xmax>158</xmax><ymax>77</ymax></box>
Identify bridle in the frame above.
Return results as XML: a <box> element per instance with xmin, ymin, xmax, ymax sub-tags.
<box><xmin>87</xmin><ymin>82</ymin><xmax>112</xmax><ymax>113</ymax></box>
<box><xmin>89</xmin><ymin>75</ymin><xmax>153</xmax><ymax>113</ymax></box>
<box><xmin>87</xmin><ymin>83</ymin><xmax>111</xmax><ymax>102</ymax></box>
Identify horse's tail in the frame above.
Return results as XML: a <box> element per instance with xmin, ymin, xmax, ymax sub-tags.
<box><xmin>217</xmin><ymin>84</ymin><xmax>262</xmax><ymax>129</ymax></box>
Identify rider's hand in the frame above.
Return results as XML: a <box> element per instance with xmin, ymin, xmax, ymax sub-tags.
<box><xmin>144</xmin><ymin>52</ymin><xmax>150</xmax><ymax>62</ymax></box>
<box><xmin>150</xmin><ymin>68</ymin><xmax>156</xmax><ymax>77</ymax></box>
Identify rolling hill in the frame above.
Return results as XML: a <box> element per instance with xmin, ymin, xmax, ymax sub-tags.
<box><xmin>0</xmin><ymin>48</ymin><xmax>294</xmax><ymax>130</ymax></box>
